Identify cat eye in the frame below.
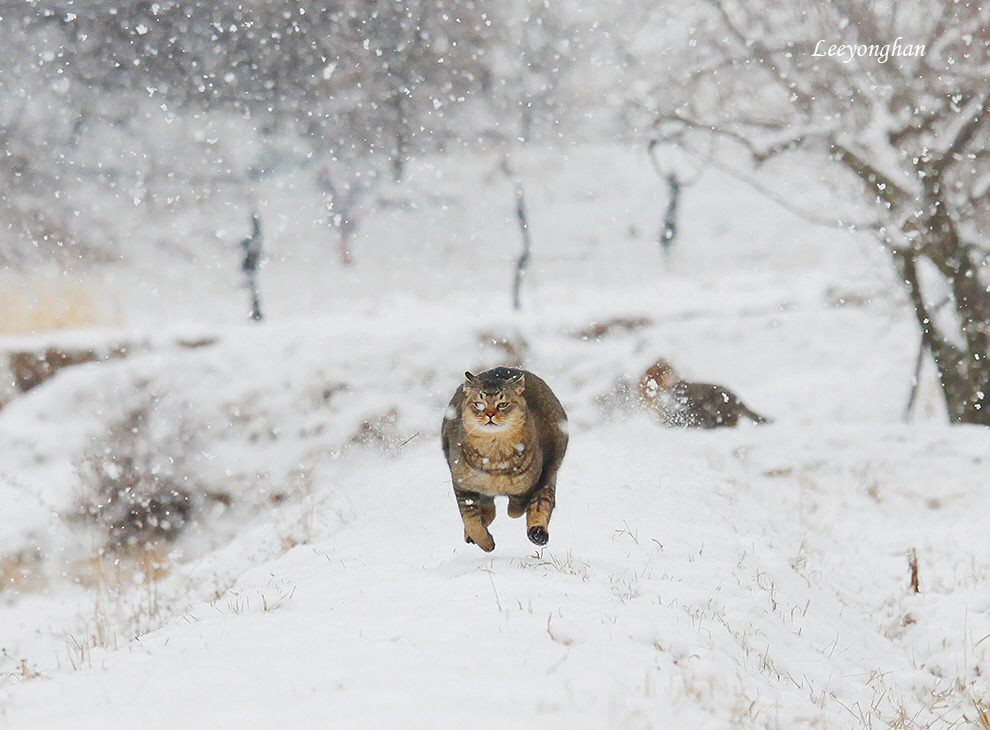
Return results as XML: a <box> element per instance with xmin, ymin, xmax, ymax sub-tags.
<box><xmin>496</xmin><ymin>402</ymin><xmax>510</xmax><ymax>410</ymax></box>
<box><xmin>474</xmin><ymin>401</ymin><xmax>486</xmax><ymax>411</ymax></box>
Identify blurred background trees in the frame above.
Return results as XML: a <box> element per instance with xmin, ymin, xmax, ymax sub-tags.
<box><xmin>2</xmin><ymin>0</ymin><xmax>989</xmax><ymax>423</ymax></box>
<box><xmin>0</xmin><ymin>0</ymin><xmax>557</xmax><ymax>265</ymax></box>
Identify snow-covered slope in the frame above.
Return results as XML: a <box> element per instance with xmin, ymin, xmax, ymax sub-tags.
<box><xmin>1</xmin><ymin>147</ymin><xmax>987</xmax><ymax>728</ymax></box>
<box><xmin>3</xmin><ymin>417</ymin><xmax>989</xmax><ymax>728</ymax></box>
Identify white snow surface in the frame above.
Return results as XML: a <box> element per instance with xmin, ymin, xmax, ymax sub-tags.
<box><xmin>1</xmin><ymin>146</ymin><xmax>988</xmax><ymax>729</ymax></box>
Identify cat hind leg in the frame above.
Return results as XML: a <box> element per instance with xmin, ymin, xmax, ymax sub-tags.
<box><xmin>525</xmin><ymin>483</ymin><xmax>556</xmax><ymax>546</ymax></box>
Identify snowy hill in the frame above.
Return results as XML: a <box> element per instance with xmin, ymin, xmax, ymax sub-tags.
<box><xmin>2</xmin><ymin>147</ymin><xmax>988</xmax><ymax>728</ymax></box>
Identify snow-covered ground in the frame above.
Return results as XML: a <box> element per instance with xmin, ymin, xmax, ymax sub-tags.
<box><xmin>1</xmin><ymin>146</ymin><xmax>988</xmax><ymax>728</ymax></box>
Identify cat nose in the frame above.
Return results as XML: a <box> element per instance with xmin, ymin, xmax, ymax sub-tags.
<box><xmin>484</xmin><ymin>408</ymin><xmax>497</xmax><ymax>419</ymax></box>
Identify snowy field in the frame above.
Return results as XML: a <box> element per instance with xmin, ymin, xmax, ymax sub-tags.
<box><xmin>2</xmin><ymin>146</ymin><xmax>989</xmax><ymax>729</ymax></box>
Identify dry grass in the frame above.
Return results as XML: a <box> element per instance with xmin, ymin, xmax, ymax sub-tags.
<box><xmin>68</xmin><ymin>542</ymin><xmax>175</xmax><ymax>590</ymax></box>
<box><xmin>0</xmin><ymin>550</ymin><xmax>47</xmax><ymax>594</ymax></box>
<box><xmin>63</xmin><ymin>543</ymin><xmax>179</xmax><ymax>671</ymax></box>
<box><xmin>0</xmin><ymin>274</ymin><xmax>115</xmax><ymax>334</ymax></box>
<box><xmin>970</xmin><ymin>696</ymin><xmax>990</xmax><ymax>729</ymax></box>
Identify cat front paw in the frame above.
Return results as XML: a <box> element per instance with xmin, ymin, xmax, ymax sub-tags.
<box><xmin>527</xmin><ymin>525</ymin><xmax>549</xmax><ymax>546</ymax></box>
<box><xmin>465</xmin><ymin>532</ymin><xmax>496</xmax><ymax>552</ymax></box>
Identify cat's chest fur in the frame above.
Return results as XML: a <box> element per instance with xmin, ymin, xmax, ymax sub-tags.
<box><xmin>456</xmin><ymin>424</ymin><xmax>543</xmax><ymax>496</ymax></box>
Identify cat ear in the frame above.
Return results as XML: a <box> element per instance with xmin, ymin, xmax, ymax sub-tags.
<box><xmin>507</xmin><ymin>373</ymin><xmax>526</xmax><ymax>393</ymax></box>
<box><xmin>464</xmin><ymin>371</ymin><xmax>478</xmax><ymax>383</ymax></box>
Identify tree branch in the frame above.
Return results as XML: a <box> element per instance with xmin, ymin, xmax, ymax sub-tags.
<box><xmin>896</xmin><ymin>251</ymin><xmax>963</xmax><ymax>382</ymax></box>
<box><xmin>706</xmin><ymin>0</ymin><xmax>815</xmax><ymax>109</ymax></box>
<box><xmin>705</xmin><ymin>155</ymin><xmax>877</xmax><ymax>231</ymax></box>
<box><xmin>932</xmin><ymin>91</ymin><xmax>990</xmax><ymax>181</ymax></box>
<box><xmin>829</xmin><ymin>139</ymin><xmax>914</xmax><ymax>208</ymax></box>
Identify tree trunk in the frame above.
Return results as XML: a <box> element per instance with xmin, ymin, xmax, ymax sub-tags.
<box><xmin>897</xmin><ymin>225</ymin><xmax>990</xmax><ymax>425</ymax></box>
<box><xmin>511</xmin><ymin>183</ymin><xmax>532</xmax><ymax>312</ymax></box>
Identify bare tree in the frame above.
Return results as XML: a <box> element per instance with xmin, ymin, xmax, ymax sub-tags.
<box><xmin>628</xmin><ymin>0</ymin><xmax>990</xmax><ymax>424</ymax></box>
<box><xmin>0</xmin><ymin>0</ymin><xmax>497</xmax><ymax>267</ymax></box>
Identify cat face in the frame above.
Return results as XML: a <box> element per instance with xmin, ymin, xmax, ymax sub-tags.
<box><xmin>641</xmin><ymin>359</ymin><xmax>679</xmax><ymax>392</ymax></box>
<box><xmin>461</xmin><ymin>373</ymin><xmax>527</xmax><ymax>433</ymax></box>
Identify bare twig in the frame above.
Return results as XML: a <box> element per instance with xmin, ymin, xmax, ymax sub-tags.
<box><xmin>546</xmin><ymin>613</ymin><xmax>573</xmax><ymax>646</ymax></box>
<box><xmin>932</xmin><ymin>92</ymin><xmax>990</xmax><ymax>181</ymax></box>
<box><xmin>705</xmin><ymin>0</ymin><xmax>814</xmax><ymax>108</ymax></box>
<box><xmin>706</xmin><ymin>156</ymin><xmax>876</xmax><ymax>230</ymax></box>
<box><xmin>484</xmin><ymin>570</ymin><xmax>503</xmax><ymax>612</ymax></box>
<box><xmin>908</xmin><ymin>548</ymin><xmax>920</xmax><ymax>594</ymax></box>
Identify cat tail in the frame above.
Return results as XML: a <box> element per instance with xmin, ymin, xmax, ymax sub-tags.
<box><xmin>741</xmin><ymin>405</ymin><xmax>771</xmax><ymax>425</ymax></box>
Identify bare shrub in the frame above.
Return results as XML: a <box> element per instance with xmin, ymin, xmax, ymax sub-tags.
<box><xmin>9</xmin><ymin>349</ymin><xmax>99</xmax><ymax>393</ymax></box>
<box><xmin>1</xmin><ymin>344</ymin><xmax>132</xmax><ymax>410</ymax></box>
<box><xmin>477</xmin><ymin>330</ymin><xmax>528</xmax><ymax>368</ymax></box>
<box><xmin>76</xmin><ymin>404</ymin><xmax>196</xmax><ymax>551</ymax></box>
<box><xmin>574</xmin><ymin>317</ymin><xmax>653</xmax><ymax>342</ymax></box>
<box><xmin>349</xmin><ymin>408</ymin><xmax>402</xmax><ymax>453</ymax></box>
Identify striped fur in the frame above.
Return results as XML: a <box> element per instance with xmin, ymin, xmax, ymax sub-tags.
<box><xmin>442</xmin><ymin>367</ymin><xmax>568</xmax><ymax>551</ymax></box>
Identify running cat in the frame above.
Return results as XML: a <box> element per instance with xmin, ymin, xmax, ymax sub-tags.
<box><xmin>441</xmin><ymin>367</ymin><xmax>568</xmax><ymax>551</ymax></box>
<box><xmin>638</xmin><ymin>358</ymin><xmax>769</xmax><ymax>428</ymax></box>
